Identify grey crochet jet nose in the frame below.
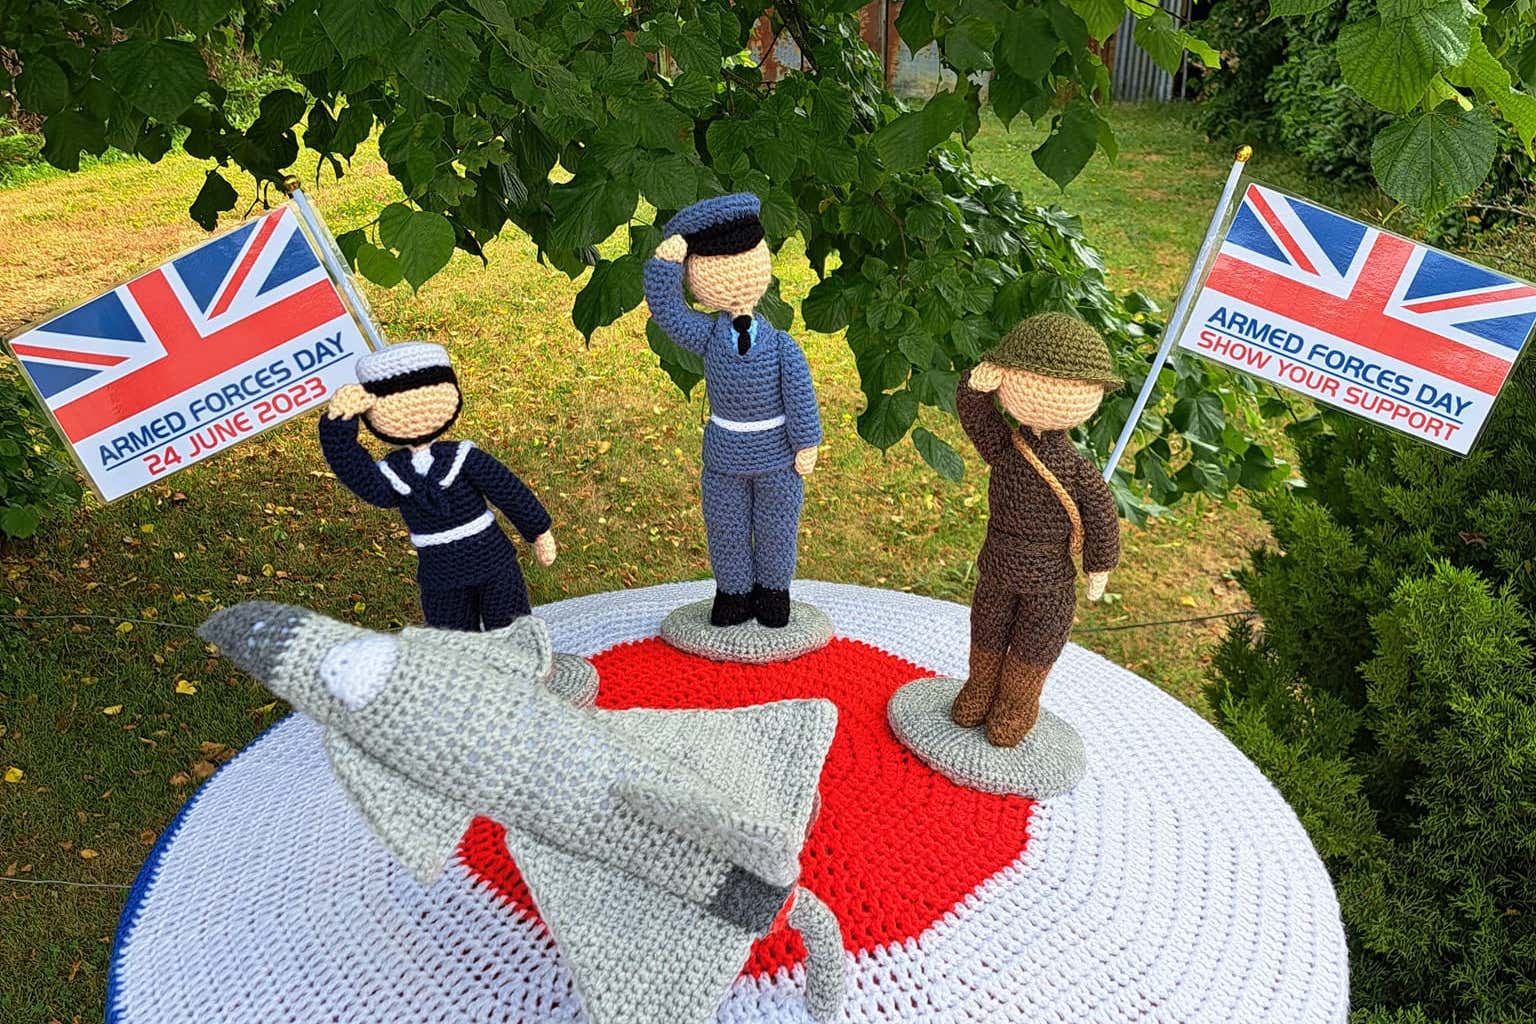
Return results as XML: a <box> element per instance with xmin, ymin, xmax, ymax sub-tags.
<box><xmin>197</xmin><ymin>601</ymin><xmax>309</xmax><ymax>684</ymax></box>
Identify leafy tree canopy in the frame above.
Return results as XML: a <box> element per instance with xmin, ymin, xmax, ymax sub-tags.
<box><xmin>1267</xmin><ymin>0</ymin><xmax>1536</xmax><ymax>215</ymax></box>
<box><xmin>0</xmin><ymin>0</ymin><xmax>1264</xmax><ymax>519</ymax></box>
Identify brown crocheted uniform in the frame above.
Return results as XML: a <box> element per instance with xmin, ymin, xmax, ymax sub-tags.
<box><xmin>957</xmin><ymin>369</ymin><xmax>1120</xmax><ymax>664</ymax></box>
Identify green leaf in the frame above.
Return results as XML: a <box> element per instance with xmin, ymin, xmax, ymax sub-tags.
<box><xmin>802</xmin><ymin>279</ymin><xmax>853</xmax><ymax>333</ymax></box>
<box><xmin>1170</xmin><ymin>392</ymin><xmax>1225</xmax><ymax>443</ymax></box>
<box><xmin>102</xmin><ymin>39</ymin><xmax>208</xmax><ymax>121</ymax></box>
<box><xmin>394</xmin><ymin>210</ymin><xmax>456</xmax><ymax>289</ymax></box>
<box><xmin>1498</xmin><ymin>91</ymin><xmax>1536</xmax><ymax>153</ymax></box>
<box><xmin>377</xmin><ymin>202</ymin><xmax>413</xmax><ymax>248</ymax></box>
<box><xmin>632</xmin><ymin>151</ymin><xmax>700</xmax><ymax>210</ymax></box>
<box><xmin>261</xmin><ymin>4</ymin><xmax>338</xmax><ymax>74</ymax></box>
<box><xmin>188</xmin><ymin>169</ymin><xmax>237</xmax><ymax>230</ymax></box>
<box><xmin>320</xmin><ymin>0</ymin><xmax>405</xmax><ymax>60</ymax></box>
<box><xmin>356</xmin><ymin>244</ymin><xmax>404</xmax><ymax>287</ymax></box>
<box><xmin>858</xmin><ymin>390</ymin><xmax>918</xmax><ymax>450</ymax></box>
<box><xmin>1046</xmin><ymin>1</ymin><xmax>1089</xmax><ymax>53</ymax></box>
<box><xmin>1000</xmin><ymin>10</ymin><xmax>1060</xmax><ymax>80</ymax></box>
<box><xmin>547</xmin><ymin>175</ymin><xmax>638</xmax><ymax>250</ymax></box>
<box><xmin>1265</xmin><ymin>0</ymin><xmax>1333</xmax><ymax>18</ymax></box>
<box><xmin>872</xmin><ymin>89</ymin><xmax>970</xmax><ymax>170</ymax></box>
<box><xmin>1372</xmin><ymin>106</ymin><xmax>1497</xmax><ymax>213</ymax></box>
<box><xmin>913</xmin><ymin>427</ymin><xmax>964</xmax><ymax>482</ymax></box>
<box><xmin>759</xmin><ymin>278</ymin><xmax>794</xmax><ymax>331</ymax></box>
<box><xmin>1069</xmin><ymin>0</ymin><xmax>1123</xmax><ymax>41</ymax></box>
<box><xmin>1032</xmin><ymin>98</ymin><xmax>1099</xmax><ymax>188</ymax></box>
<box><xmin>894</xmin><ymin>0</ymin><xmax>937</xmax><ymax>52</ymax></box>
<box><xmin>1337</xmin><ymin>1</ymin><xmax>1470</xmax><ymax>114</ymax></box>
<box><xmin>164</xmin><ymin>0</ymin><xmax>236</xmax><ymax>34</ymax></box>
<box><xmin>646</xmin><ymin>317</ymin><xmax>704</xmax><ymax>395</ymax></box>
<box><xmin>395</xmin><ymin>0</ymin><xmax>436</xmax><ymax>24</ymax></box>
<box><xmin>811</xmin><ymin>82</ymin><xmax>855</xmax><ymax>139</ymax></box>
<box><xmin>670</xmin><ymin>32</ymin><xmax>721</xmax><ymax>74</ymax></box>
<box><xmin>17</xmin><ymin>55</ymin><xmax>69</xmax><ymax>117</ymax></box>
<box><xmin>943</xmin><ymin>16</ymin><xmax>999</xmax><ymax>73</ymax></box>
<box><xmin>0</xmin><ymin>505</ymin><xmax>41</xmax><ymax>540</ymax></box>
<box><xmin>40</xmin><ymin>110</ymin><xmax>105</xmax><ymax>171</ymax></box>
<box><xmin>572</xmin><ymin>255</ymin><xmax>644</xmax><ymax>340</ymax></box>
<box><xmin>400</xmin><ymin>13</ymin><xmax>477</xmax><ymax>100</ymax></box>
<box><xmin>1133</xmin><ymin>10</ymin><xmax>1186</xmax><ymax>76</ymax></box>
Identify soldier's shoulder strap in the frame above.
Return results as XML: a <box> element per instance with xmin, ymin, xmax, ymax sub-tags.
<box><xmin>1011</xmin><ymin>429</ymin><xmax>1083</xmax><ymax>557</ymax></box>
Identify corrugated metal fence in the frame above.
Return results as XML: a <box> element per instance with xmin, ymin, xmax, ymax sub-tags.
<box><xmin>749</xmin><ymin>2</ymin><xmax>1189</xmax><ymax>102</ymax></box>
<box><xmin>1109</xmin><ymin>1</ymin><xmax>1193</xmax><ymax>101</ymax></box>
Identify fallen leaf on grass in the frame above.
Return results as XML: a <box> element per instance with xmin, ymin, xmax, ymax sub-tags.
<box><xmin>116</xmin><ymin>621</ymin><xmax>133</xmax><ymax>634</ymax></box>
<box><xmin>2</xmin><ymin>766</ymin><xmax>23</xmax><ymax>784</ymax></box>
<box><xmin>138</xmin><ymin>829</ymin><xmax>157</xmax><ymax>845</ymax></box>
<box><xmin>191</xmin><ymin>760</ymin><xmax>216</xmax><ymax>780</ymax></box>
<box><xmin>79</xmin><ymin>849</ymin><xmax>99</xmax><ymax>860</ymax></box>
<box><xmin>168</xmin><ymin>772</ymin><xmax>192</xmax><ymax>787</ymax></box>
<box><xmin>174</xmin><ymin>680</ymin><xmax>198</xmax><ymax>695</ymax></box>
<box><xmin>103</xmin><ymin>705</ymin><xmax>123</xmax><ymax>716</ymax></box>
<box><xmin>1179</xmin><ymin>596</ymin><xmax>1197</xmax><ymax>608</ymax></box>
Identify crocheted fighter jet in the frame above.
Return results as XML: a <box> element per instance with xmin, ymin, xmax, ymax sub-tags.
<box><xmin>198</xmin><ymin>602</ymin><xmax>846</xmax><ymax>1024</ymax></box>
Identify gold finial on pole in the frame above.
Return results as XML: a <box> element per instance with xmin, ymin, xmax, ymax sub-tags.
<box><xmin>1235</xmin><ymin>145</ymin><xmax>1254</xmax><ymax>163</ymax></box>
<box><xmin>281</xmin><ymin>175</ymin><xmax>302</xmax><ymax>195</ymax></box>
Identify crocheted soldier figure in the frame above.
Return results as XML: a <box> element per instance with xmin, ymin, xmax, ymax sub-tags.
<box><xmin>952</xmin><ymin>314</ymin><xmax>1122</xmax><ymax>747</ymax></box>
<box><xmin>644</xmin><ymin>194</ymin><xmax>821</xmax><ymax>629</ymax></box>
<box><xmin>318</xmin><ymin>342</ymin><xmax>557</xmax><ymax>632</ymax></box>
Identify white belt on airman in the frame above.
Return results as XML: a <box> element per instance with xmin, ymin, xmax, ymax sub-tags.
<box><xmin>410</xmin><ymin>510</ymin><xmax>494</xmax><ymax>548</ymax></box>
<box><xmin>710</xmin><ymin>414</ymin><xmax>786</xmax><ymax>433</ymax></box>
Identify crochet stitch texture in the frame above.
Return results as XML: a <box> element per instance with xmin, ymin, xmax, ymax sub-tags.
<box><xmin>319</xmin><ymin>416</ymin><xmax>550</xmax><ymax>628</ymax></box>
<box><xmin>111</xmin><ymin>582</ymin><xmax>1349</xmax><ymax>1024</ymax></box>
<box><xmin>195</xmin><ymin>601</ymin><xmax>842</xmax><ymax>1024</ymax></box>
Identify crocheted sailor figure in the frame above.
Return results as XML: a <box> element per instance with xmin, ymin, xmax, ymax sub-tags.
<box><xmin>952</xmin><ymin>314</ymin><xmax>1122</xmax><ymax>747</ymax></box>
<box><xmin>644</xmin><ymin>193</ymin><xmax>821</xmax><ymax>629</ymax></box>
<box><xmin>318</xmin><ymin>342</ymin><xmax>556</xmax><ymax>632</ymax></box>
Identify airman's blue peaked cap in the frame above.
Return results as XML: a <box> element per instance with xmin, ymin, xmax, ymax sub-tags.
<box><xmin>662</xmin><ymin>193</ymin><xmax>763</xmax><ymax>256</ymax></box>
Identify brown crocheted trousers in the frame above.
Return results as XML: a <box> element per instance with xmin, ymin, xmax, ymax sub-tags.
<box><xmin>970</xmin><ymin>574</ymin><xmax>1076</xmax><ymax>665</ymax></box>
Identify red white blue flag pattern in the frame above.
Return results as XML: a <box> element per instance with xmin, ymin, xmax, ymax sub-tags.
<box><xmin>6</xmin><ymin>205</ymin><xmax>370</xmax><ymax>499</ymax></box>
<box><xmin>1175</xmin><ymin>182</ymin><xmax>1534</xmax><ymax>453</ymax></box>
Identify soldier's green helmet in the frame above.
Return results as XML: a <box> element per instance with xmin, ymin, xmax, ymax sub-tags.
<box><xmin>982</xmin><ymin>313</ymin><xmax>1123</xmax><ymax>392</ymax></box>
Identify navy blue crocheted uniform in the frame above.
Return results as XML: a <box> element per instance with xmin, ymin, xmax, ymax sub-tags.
<box><xmin>318</xmin><ymin>415</ymin><xmax>551</xmax><ymax>630</ymax></box>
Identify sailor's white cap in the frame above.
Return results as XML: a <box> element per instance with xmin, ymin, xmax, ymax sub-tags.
<box><xmin>355</xmin><ymin>342</ymin><xmax>452</xmax><ymax>385</ymax></box>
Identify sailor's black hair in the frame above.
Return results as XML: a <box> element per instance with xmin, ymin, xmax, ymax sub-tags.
<box><xmin>360</xmin><ymin>365</ymin><xmax>459</xmax><ymax>397</ymax></box>
<box><xmin>683</xmin><ymin>215</ymin><xmax>765</xmax><ymax>258</ymax></box>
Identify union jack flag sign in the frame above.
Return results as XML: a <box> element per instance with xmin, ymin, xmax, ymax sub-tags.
<box><xmin>6</xmin><ymin>204</ymin><xmax>372</xmax><ymax>499</ymax></box>
<box><xmin>1174</xmin><ymin>182</ymin><xmax>1535</xmax><ymax>454</ymax></box>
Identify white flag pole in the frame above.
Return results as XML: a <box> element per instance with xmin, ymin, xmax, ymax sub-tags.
<box><xmin>282</xmin><ymin>176</ymin><xmax>388</xmax><ymax>353</ymax></box>
<box><xmin>1102</xmin><ymin>145</ymin><xmax>1253</xmax><ymax>483</ymax></box>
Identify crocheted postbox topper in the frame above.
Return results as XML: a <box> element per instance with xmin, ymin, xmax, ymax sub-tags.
<box><xmin>644</xmin><ymin>194</ymin><xmax>824</xmax><ymax>642</ymax></box>
<box><xmin>318</xmin><ymin>341</ymin><xmax>557</xmax><ymax>633</ymax></box>
<box><xmin>198</xmin><ymin>601</ymin><xmax>847</xmax><ymax>1024</ymax></box>
<box><xmin>890</xmin><ymin>314</ymin><xmax>1122</xmax><ymax>799</ymax></box>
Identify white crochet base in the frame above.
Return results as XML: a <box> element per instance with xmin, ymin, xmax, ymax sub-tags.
<box><xmin>108</xmin><ymin>581</ymin><xmax>1349</xmax><ymax>1024</ymax></box>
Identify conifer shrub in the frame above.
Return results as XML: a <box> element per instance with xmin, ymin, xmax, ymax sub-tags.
<box><xmin>1208</xmin><ymin>362</ymin><xmax>1536</xmax><ymax>1021</ymax></box>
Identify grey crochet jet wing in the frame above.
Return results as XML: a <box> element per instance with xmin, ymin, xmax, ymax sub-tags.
<box><xmin>324</xmin><ymin>730</ymin><xmax>474</xmax><ymax>885</ymax></box>
<box><xmin>506</xmin><ymin>820</ymin><xmax>763</xmax><ymax>1024</ymax></box>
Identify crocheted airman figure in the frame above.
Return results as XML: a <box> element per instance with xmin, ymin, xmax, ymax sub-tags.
<box><xmin>953</xmin><ymin>314</ymin><xmax>1122</xmax><ymax>747</ymax></box>
<box><xmin>318</xmin><ymin>342</ymin><xmax>556</xmax><ymax>632</ymax></box>
<box><xmin>644</xmin><ymin>193</ymin><xmax>822</xmax><ymax>629</ymax></box>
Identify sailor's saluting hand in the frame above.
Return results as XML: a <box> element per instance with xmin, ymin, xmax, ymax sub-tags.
<box><xmin>326</xmin><ymin>383</ymin><xmax>376</xmax><ymax>420</ymax></box>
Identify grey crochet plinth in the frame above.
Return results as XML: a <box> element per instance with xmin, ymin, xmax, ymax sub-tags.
<box><xmin>888</xmin><ymin>676</ymin><xmax>1086</xmax><ymax>799</ymax></box>
<box><xmin>547</xmin><ymin>653</ymin><xmax>599</xmax><ymax>707</ymax></box>
<box><xmin>660</xmin><ymin>600</ymin><xmax>832</xmax><ymax>664</ymax></box>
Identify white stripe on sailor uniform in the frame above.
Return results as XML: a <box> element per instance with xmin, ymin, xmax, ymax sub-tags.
<box><xmin>376</xmin><ymin>461</ymin><xmax>412</xmax><ymax>496</ymax></box>
<box><xmin>410</xmin><ymin>509</ymin><xmax>494</xmax><ymax>548</ymax></box>
<box><xmin>439</xmin><ymin>441</ymin><xmax>476</xmax><ymax>488</ymax></box>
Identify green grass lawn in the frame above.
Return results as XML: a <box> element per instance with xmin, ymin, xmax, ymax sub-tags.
<box><xmin>2</xmin><ymin>102</ymin><xmax>1304</xmax><ymax>1022</ymax></box>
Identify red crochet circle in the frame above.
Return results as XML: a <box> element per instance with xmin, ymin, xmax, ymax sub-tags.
<box><xmin>457</xmin><ymin>637</ymin><xmax>1035</xmax><ymax>975</ymax></box>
